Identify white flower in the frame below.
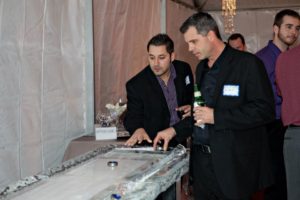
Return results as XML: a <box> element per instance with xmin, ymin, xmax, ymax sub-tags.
<box><xmin>105</xmin><ymin>102</ymin><xmax>127</xmax><ymax>117</ymax></box>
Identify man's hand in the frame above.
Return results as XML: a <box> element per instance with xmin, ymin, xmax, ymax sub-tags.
<box><xmin>193</xmin><ymin>106</ymin><xmax>214</xmax><ymax>126</ymax></box>
<box><xmin>153</xmin><ymin>127</ymin><xmax>176</xmax><ymax>151</ymax></box>
<box><xmin>125</xmin><ymin>128</ymin><xmax>152</xmax><ymax>146</ymax></box>
<box><xmin>176</xmin><ymin>105</ymin><xmax>191</xmax><ymax>119</ymax></box>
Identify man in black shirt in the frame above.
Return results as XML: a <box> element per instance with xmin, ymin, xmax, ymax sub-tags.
<box><xmin>154</xmin><ymin>12</ymin><xmax>275</xmax><ymax>200</ymax></box>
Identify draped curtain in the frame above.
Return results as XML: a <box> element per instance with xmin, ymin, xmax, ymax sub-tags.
<box><xmin>0</xmin><ymin>0</ymin><xmax>93</xmax><ymax>188</ymax></box>
<box><xmin>166</xmin><ymin>1</ymin><xmax>198</xmax><ymax>74</ymax></box>
<box><xmin>93</xmin><ymin>0</ymin><xmax>161</xmax><ymax>114</ymax></box>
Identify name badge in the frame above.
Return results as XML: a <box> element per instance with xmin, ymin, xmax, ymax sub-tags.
<box><xmin>223</xmin><ymin>85</ymin><xmax>239</xmax><ymax>96</ymax></box>
<box><xmin>185</xmin><ymin>76</ymin><xmax>191</xmax><ymax>85</ymax></box>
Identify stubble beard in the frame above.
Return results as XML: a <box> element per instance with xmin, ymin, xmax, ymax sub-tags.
<box><xmin>278</xmin><ymin>31</ymin><xmax>297</xmax><ymax>46</ymax></box>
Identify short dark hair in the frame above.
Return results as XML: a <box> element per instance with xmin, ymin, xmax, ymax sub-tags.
<box><xmin>227</xmin><ymin>33</ymin><xmax>245</xmax><ymax>45</ymax></box>
<box><xmin>147</xmin><ymin>33</ymin><xmax>174</xmax><ymax>55</ymax></box>
<box><xmin>273</xmin><ymin>9</ymin><xmax>300</xmax><ymax>27</ymax></box>
<box><xmin>179</xmin><ymin>12</ymin><xmax>222</xmax><ymax>40</ymax></box>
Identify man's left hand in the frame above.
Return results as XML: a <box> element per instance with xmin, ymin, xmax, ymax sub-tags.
<box><xmin>153</xmin><ymin>127</ymin><xmax>176</xmax><ymax>151</ymax></box>
<box><xmin>176</xmin><ymin>105</ymin><xmax>191</xmax><ymax>119</ymax></box>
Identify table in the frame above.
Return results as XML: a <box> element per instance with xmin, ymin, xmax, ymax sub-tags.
<box><xmin>63</xmin><ymin>136</ymin><xmax>128</xmax><ymax>161</ymax></box>
<box><xmin>5</xmin><ymin>144</ymin><xmax>188</xmax><ymax>200</ymax></box>
<box><xmin>62</xmin><ymin>135</ymin><xmax>190</xmax><ymax>199</ymax></box>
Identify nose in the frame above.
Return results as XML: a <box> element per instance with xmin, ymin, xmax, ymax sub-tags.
<box><xmin>291</xmin><ymin>26</ymin><xmax>299</xmax><ymax>36</ymax></box>
<box><xmin>154</xmin><ymin>58</ymin><xmax>159</xmax><ymax>66</ymax></box>
<box><xmin>188</xmin><ymin>44</ymin><xmax>194</xmax><ymax>52</ymax></box>
<box><xmin>293</xmin><ymin>27</ymin><xmax>299</xmax><ymax>36</ymax></box>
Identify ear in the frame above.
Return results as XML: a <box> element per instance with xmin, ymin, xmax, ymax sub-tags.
<box><xmin>273</xmin><ymin>25</ymin><xmax>279</xmax><ymax>35</ymax></box>
<box><xmin>207</xmin><ymin>31</ymin><xmax>214</xmax><ymax>41</ymax></box>
<box><xmin>171</xmin><ymin>52</ymin><xmax>175</xmax><ymax>62</ymax></box>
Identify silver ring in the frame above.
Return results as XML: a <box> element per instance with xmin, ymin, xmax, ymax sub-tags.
<box><xmin>157</xmin><ymin>146</ymin><xmax>163</xmax><ymax>151</ymax></box>
<box><xmin>107</xmin><ymin>161</ymin><xmax>118</xmax><ymax>167</ymax></box>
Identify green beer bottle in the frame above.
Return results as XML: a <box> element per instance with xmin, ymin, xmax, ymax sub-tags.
<box><xmin>194</xmin><ymin>84</ymin><xmax>205</xmax><ymax>128</ymax></box>
<box><xmin>194</xmin><ymin>84</ymin><xmax>205</xmax><ymax>107</ymax></box>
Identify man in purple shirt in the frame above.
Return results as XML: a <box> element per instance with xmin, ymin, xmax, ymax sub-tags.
<box><xmin>123</xmin><ymin>33</ymin><xmax>194</xmax><ymax>200</ymax></box>
<box><xmin>256</xmin><ymin>9</ymin><xmax>300</xmax><ymax>200</ymax></box>
<box><xmin>124</xmin><ymin>33</ymin><xmax>194</xmax><ymax>147</ymax></box>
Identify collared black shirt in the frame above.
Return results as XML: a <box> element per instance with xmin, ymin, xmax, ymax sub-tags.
<box><xmin>193</xmin><ymin>46</ymin><xmax>227</xmax><ymax>145</ymax></box>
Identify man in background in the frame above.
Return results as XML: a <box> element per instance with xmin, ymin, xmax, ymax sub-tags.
<box><xmin>276</xmin><ymin>44</ymin><xmax>300</xmax><ymax>200</ymax></box>
<box><xmin>256</xmin><ymin>9</ymin><xmax>300</xmax><ymax>200</ymax></box>
<box><xmin>227</xmin><ymin>33</ymin><xmax>247</xmax><ymax>51</ymax></box>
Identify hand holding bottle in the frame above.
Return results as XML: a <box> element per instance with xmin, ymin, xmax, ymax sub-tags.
<box><xmin>193</xmin><ymin>106</ymin><xmax>214</xmax><ymax>126</ymax></box>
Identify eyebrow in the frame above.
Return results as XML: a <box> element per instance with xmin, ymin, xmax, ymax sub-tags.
<box><xmin>148</xmin><ymin>54</ymin><xmax>167</xmax><ymax>57</ymax></box>
<box><xmin>283</xmin><ymin>23</ymin><xmax>299</xmax><ymax>27</ymax></box>
<box><xmin>188</xmin><ymin>39</ymin><xmax>198</xmax><ymax>43</ymax></box>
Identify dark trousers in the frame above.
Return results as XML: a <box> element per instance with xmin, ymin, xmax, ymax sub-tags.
<box><xmin>192</xmin><ymin>144</ymin><xmax>251</xmax><ymax>200</ymax></box>
<box><xmin>264</xmin><ymin>119</ymin><xmax>287</xmax><ymax>200</ymax></box>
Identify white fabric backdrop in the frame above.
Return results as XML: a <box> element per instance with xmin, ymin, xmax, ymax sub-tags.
<box><xmin>0</xmin><ymin>0</ymin><xmax>93</xmax><ymax>188</ymax></box>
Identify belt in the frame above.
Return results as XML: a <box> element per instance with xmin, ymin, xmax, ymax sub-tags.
<box><xmin>289</xmin><ymin>124</ymin><xmax>300</xmax><ymax>128</ymax></box>
<box><xmin>194</xmin><ymin>143</ymin><xmax>212</xmax><ymax>154</ymax></box>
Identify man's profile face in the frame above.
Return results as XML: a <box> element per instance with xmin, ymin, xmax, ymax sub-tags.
<box><xmin>228</xmin><ymin>38</ymin><xmax>246</xmax><ymax>51</ymax></box>
<box><xmin>183</xmin><ymin>26</ymin><xmax>211</xmax><ymax>60</ymax></box>
<box><xmin>148</xmin><ymin>45</ymin><xmax>174</xmax><ymax>79</ymax></box>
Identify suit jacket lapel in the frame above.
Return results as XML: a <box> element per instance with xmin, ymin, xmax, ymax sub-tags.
<box><xmin>211</xmin><ymin>47</ymin><xmax>235</xmax><ymax>106</ymax></box>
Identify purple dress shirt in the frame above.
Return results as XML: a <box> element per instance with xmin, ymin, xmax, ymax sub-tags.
<box><xmin>156</xmin><ymin>64</ymin><xmax>180</xmax><ymax>126</ymax></box>
<box><xmin>256</xmin><ymin>40</ymin><xmax>282</xmax><ymax>119</ymax></box>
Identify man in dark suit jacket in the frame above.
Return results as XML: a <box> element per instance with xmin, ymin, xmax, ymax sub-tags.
<box><xmin>124</xmin><ymin>33</ymin><xmax>194</xmax><ymax>147</ymax></box>
<box><xmin>154</xmin><ymin>13</ymin><xmax>275</xmax><ymax>200</ymax></box>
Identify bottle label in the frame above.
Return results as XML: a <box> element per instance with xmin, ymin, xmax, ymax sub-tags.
<box><xmin>194</xmin><ymin>91</ymin><xmax>201</xmax><ymax>97</ymax></box>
